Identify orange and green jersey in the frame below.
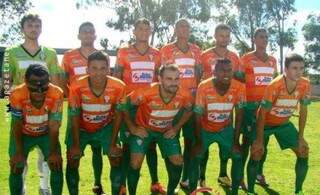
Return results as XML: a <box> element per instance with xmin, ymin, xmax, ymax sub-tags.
<box><xmin>160</xmin><ymin>43</ymin><xmax>202</xmax><ymax>93</ymax></box>
<box><xmin>130</xmin><ymin>83</ymin><xmax>193</xmax><ymax>132</ymax></box>
<box><xmin>68</xmin><ymin>75</ymin><xmax>127</xmax><ymax>133</ymax></box>
<box><xmin>260</xmin><ymin>75</ymin><xmax>311</xmax><ymax>126</ymax></box>
<box><xmin>240</xmin><ymin>52</ymin><xmax>277</xmax><ymax>103</ymax></box>
<box><xmin>201</xmin><ymin>48</ymin><xmax>241</xmax><ymax>80</ymax></box>
<box><xmin>194</xmin><ymin>78</ymin><xmax>246</xmax><ymax>132</ymax></box>
<box><xmin>9</xmin><ymin>83</ymin><xmax>64</xmax><ymax>136</ymax></box>
<box><xmin>116</xmin><ymin>44</ymin><xmax>161</xmax><ymax>94</ymax></box>
<box><xmin>61</xmin><ymin>48</ymin><xmax>93</xmax><ymax>84</ymax></box>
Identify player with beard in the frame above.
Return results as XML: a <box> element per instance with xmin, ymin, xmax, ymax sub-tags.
<box><xmin>125</xmin><ymin>64</ymin><xmax>193</xmax><ymax>195</ymax></box>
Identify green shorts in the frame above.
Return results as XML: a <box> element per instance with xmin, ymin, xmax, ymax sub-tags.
<box><xmin>241</xmin><ymin>102</ymin><xmax>259</xmax><ymax>136</ymax></box>
<box><xmin>65</xmin><ymin>124</ymin><xmax>113</xmax><ymax>155</ymax></box>
<box><xmin>120</xmin><ymin>104</ymin><xmax>137</xmax><ymax>144</ymax></box>
<box><xmin>174</xmin><ymin>110</ymin><xmax>195</xmax><ymax>140</ymax></box>
<box><xmin>249</xmin><ymin>122</ymin><xmax>299</xmax><ymax>150</ymax></box>
<box><xmin>9</xmin><ymin>132</ymin><xmax>61</xmax><ymax>160</ymax></box>
<box><xmin>129</xmin><ymin>130</ymin><xmax>181</xmax><ymax>158</ymax></box>
<box><xmin>199</xmin><ymin>125</ymin><xmax>234</xmax><ymax>160</ymax></box>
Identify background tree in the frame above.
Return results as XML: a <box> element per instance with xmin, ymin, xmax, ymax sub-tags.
<box><xmin>77</xmin><ymin>0</ymin><xmax>211</xmax><ymax>46</ymax></box>
<box><xmin>302</xmin><ymin>14</ymin><xmax>320</xmax><ymax>73</ymax></box>
<box><xmin>0</xmin><ymin>0</ymin><xmax>32</xmax><ymax>44</ymax></box>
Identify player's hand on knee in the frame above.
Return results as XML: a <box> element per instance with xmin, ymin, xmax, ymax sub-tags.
<box><xmin>110</xmin><ymin>144</ymin><xmax>122</xmax><ymax>158</ymax></box>
<box><xmin>297</xmin><ymin>138</ymin><xmax>309</xmax><ymax>157</ymax></box>
<box><xmin>251</xmin><ymin>140</ymin><xmax>264</xmax><ymax>160</ymax></box>
<box><xmin>163</xmin><ymin>127</ymin><xmax>179</xmax><ymax>139</ymax></box>
<box><xmin>10</xmin><ymin>153</ymin><xmax>25</xmax><ymax>174</ymax></box>
<box><xmin>48</xmin><ymin>152</ymin><xmax>63</xmax><ymax>171</ymax></box>
<box><xmin>131</xmin><ymin>125</ymin><xmax>148</xmax><ymax>138</ymax></box>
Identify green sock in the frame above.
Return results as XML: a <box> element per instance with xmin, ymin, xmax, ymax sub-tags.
<box><xmin>241</xmin><ymin>138</ymin><xmax>250</xmax><ymax>176</ymax></box>
<box><xmin>295</xmin><ymin>157</ymin><xmax>308</xmax><ymax>193</ymax></box>
<box><xmin>91</xmin><ymin>146</ymin><xmax>103</xmax><ymax>186</ymax></box>
<box><xmin>146</xmin><ymin>146</ymin><xmax>158</xmax><ymax>184</ymax></box>
<box><xmin>199</xmin><ymin>149</ymin><xmax>209</xmax><ymax>180</ymax></box>
<box><xmin>231</xmin><ymin>153</ymin><xmax>242</xmax><ymax>195</ymax></box>
<box><xmin>50</xmin><ymin>169</ymin><xmax>63</xmax><ymax>195</ymax></box>
<box><xmin>182</xmin><ymin>144</ymin><xmax>191</xmax><ymax>181</ymax></box>
<box><xmin>127</xmin><ymin>166</ymin><xmax>140</xmax><ymax>195</ymax></box>
<box><xmin>121</xmin><ymin>145</ymin><xmax>130</xmax><ymax>186</ymax></box>
<box><xmin>9</xmin><ymin>171</ymin><xmax>23</xmax><ymax>195</ymax></box>
<box><xmin>110</xmin><ymin>164</ymin><xmax>122</xmax><ymax>195</ymax></box>
<box><xmin>247</xmin><ymin>159</ymin><xmax>259</xmax><ymax>193</ymax></box>
<box><xmin>188</xmin><ymin>156</ymin><xmax>201</xmax><ymax>192</ymax></box>
<box><xmin>165</xmin><ymin>159</ymin><xmax>182</xmax><ymax>195</ymax></box>
<box><xmin>66</xmin><ymin>163</ymin><xmax>79</xmax><ymax>195</ymax></box>
<box><xmin>219</xmin><ymin>152</ymin><xmax>229</xmax><ymax>177</ymax></box>
<box><xmin>258</xmin><ymin>137</ymin><xmax>269</xmax><ymax>175</ymax></box>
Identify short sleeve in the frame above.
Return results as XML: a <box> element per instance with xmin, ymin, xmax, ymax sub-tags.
<box><xmin>260</xmin><ymin>84</ymin><xmax>276</xmax><ymax>110</ymax></box>
<box><xmin>9</xmin><ymin>90</ymin><xmax>23</xmax><ymax>119</ymax></box>
<box><xmin>193</xmin><ymin>84</ymin><xmax>206</xmax><ymax>115</ymax></box>
<box><xmin>49</xmin><ymin>91</ymin><xmax>64</xmax><ymax>121</ymax></box>
<box><xmin>300</xmin><ymin>81</ymin><xmax>311</xmax><ymax>106</ymax></box>
<box><xmin>115</xmin><ymin>84</ymin><xmax>128</xmax><ymax>111</ymax></box>
<box><xmin>68</xmin><ymin>83</ymin><xmax>81</xmax><ymax>116</ymax></box>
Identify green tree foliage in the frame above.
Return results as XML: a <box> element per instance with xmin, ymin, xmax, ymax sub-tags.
<box><xmin>0</xmin><ymin>0</ymin><xmax>32</xmax><ymax>44</ymax></box>
<box><xmin>77</xmin><ymin>0</ymin><xmax>211</xmax><ymax>45</ymax></box>
<box><xmin>302</xmin><ymin>14</ymin><xmax>320</xmax><ymax>72</ymax></box>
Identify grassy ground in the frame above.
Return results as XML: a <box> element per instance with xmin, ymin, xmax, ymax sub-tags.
<box><xmin>0</xmin><ymin>99</ymin><xmax>319</xmax><ymax>195</ymax></box>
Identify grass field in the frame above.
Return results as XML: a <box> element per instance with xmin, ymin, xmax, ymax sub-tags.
<box><xmin>0</xmin><ymin>99</ymin><xmax>319</xmax><ymax>195</ymax></box>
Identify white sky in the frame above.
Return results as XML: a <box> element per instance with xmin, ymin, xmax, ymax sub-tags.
<box><xmin>5</xmin><ymin>0</ymin><xmax>320</xmax><ymax>65</ymax></box>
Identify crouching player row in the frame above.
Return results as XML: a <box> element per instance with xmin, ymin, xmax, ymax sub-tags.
<box><xmin>9</xmin><ymin>64</ymin><xmax>64</xmax><ymax>195</ymax></box>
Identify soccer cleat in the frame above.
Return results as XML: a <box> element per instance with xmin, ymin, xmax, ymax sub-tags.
<box><xmin>119</xmin><ymin>185</ymin><xmax>127</xmax><ymax>195</ymax></box>
<box><xmin>239</xmin><ymin>180</ymin><xmax>247</xmax><ymax>191</ymax></box>
<box><xmin>199</xmin><ymin>179</ymin><xmax>208</xmax><ymax>188</ymax></box>
<box><xmin>92</xmin><ymin>184</ymin><xmax>106</xmax><ymax>195</ymax></box>
<box><xmin>39</xmin><ymin>188</ymin><xmax>51</xmax><ymax>195</ymax></box>
<box><xmin>295</xmin><ymin>191</ymin><xmax>304</xmax><ymax>195</ymax></box>
<box><xmin>217</xmin><ymin>176</ymin><xmax>232</xmax><ymax>187</ymax></box>
<box><xmin>150</xmin><ymin>182</ymin><xmax>167</xmax><ymax>194</ymax></box>
<box><xmin>180</xmin><ymin>180</ymin><xmax>189</xmax><ymax>190</ymax></box>
<box><xmin>256</xmin><ymin>174</ymin><xmax>269</xmax><ymax>187</ymax></box>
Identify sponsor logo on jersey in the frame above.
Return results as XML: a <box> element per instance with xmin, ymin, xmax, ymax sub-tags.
<box><xmin>255</xmin><ymin>76</ymin><xmax>272</xmax><ymax>86</ymax></box>
<box><xmin>132</xmin><ymin>71</ymin><xmax>153</xmax><ymax>83</ymax></box>
<box><xmin>179</xmin><ymin>68</ymin><xmax>194</xmax><ymax>78</ymax></box>
<box><xmin>149</xmin><ymin>118</ymin><xmax>172</xmax><ymax>129</ymax></box>
<box><xmin>270</xmin><ymin>107</ymin><xmax>295</xmax><ymax>117</ymax></box>
<box><xmin>83</xmin><ymin>114</ymin><xmax>108</xmax><ymax>123</ymax></box>
<box><xmin>207</xmin><ymin>112</ymin><xmax>230</xmax><ymax>122</ymax></box>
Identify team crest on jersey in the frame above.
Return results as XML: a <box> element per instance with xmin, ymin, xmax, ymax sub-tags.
<box><xmin>81</xmin><ymin>95</ymin><xmax>90</xmax><ymax>102</ymax></box>
<box><xmin>295</xmin><ymin>91</ymin><xmax>299</xmax><ymax>98</ymax></box>
<box><xmin>173</xmin><ymin>102</ymin><xmax>180</xmax><ymax>109</ymax></box>
<box><xmin>136</xmin><ymin>138</ymin><xmax>143</xmax><ymax>145</ymax></box>
<box><xmin>228</xmin><ymin>95</ymin><xmax>233</xmax><ymax>102</ymax></box>
<box><xmin>149</xmin><ymin>54</ymin><xmax>154</xmax><ymax>61</ymax></box>
<box><xmin>104</xmin><ymin>96</ymin><xmax>110</xmax><ymax>103</ymax></box>
<box><xmin>39</xmin><ymin>49</ymin><xmax>46</xmax><ymax>61</ymax></box>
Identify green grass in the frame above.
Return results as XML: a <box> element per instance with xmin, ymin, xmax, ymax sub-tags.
<box><xmin>0</xmin><ymin>99</ymin><xmax>319</xmax><ymax>195</ymax></box>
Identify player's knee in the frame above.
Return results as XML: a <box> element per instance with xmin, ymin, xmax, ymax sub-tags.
<box><xmin>169</xmin><ymin>155</ymin><xmax>183</xmax><ymax>166</ymax></box>
<box><xmin>109</xmin><ymin>157</ymin><xmax>121</xmax><ymax>166</ymax></box>
<box><xmin>130</xmin><ymin>156</ymin><xmax>143</xmax><ymax>170</ymax></box>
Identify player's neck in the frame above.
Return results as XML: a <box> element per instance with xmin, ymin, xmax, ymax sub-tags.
<box><xmin>159</xmin><ymin>85</ymin><xmax>175</xmax><ymax>103</ymax></box>
<box><xmin>22</xmin><ymin>39</ymin><xmax>40</xmax><ymax>54</ymax></box>
<box><xmin>213</xmin><ymin>78</ymin><xmax>230</xmax><ymax>96</ymax></box>
<box><xmin>175</xmin><ymin>39</ymin><xmax>189</xmax><ymax>52</ymax></box>
<box><xmin>284</xmin><ymin>75</ymin><xmax>298</xmax><ymax>94</ymax></box>
<box><xmin>30</xmin><ymin>98</ymin><xmax>45</xmax><ymax>109</ymax></box>
<box><xmin>254</xmin><ymin>48</ymin><xmax>268</xmax><ymax>61</ymax></box>
<box><xmin>89</xmin><ymin>77</ymin><xmax>107</xmax><ymax>97</ymax></box>
<box><xmin>79</xmin><ymin>46</ymin><xmax>96</xmax><ymax>58</ymax></box>
<box><xmin>133</xmin><ymin>41</ymin><xmax>150</xmax><ymax>55</ymax></box>
<box><xmin>213</xmin><ymin>46</ymin><xmax>228</xmax><ymax>57</ymax></box>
